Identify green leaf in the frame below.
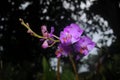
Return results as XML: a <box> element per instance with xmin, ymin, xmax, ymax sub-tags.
<box><xmin>61</xmin><ymin>69</ymin><xmax>75</xmax><ymax>80</ymax></box>
<box><xmin>42</xmin><ymin>57</ymin><xmax>49</xmax><ymax>73</ymax></box>
<box><xmin>42</xmin><ymin>57</ymin><xmax>55</xmax><ymax>80</ymax></box>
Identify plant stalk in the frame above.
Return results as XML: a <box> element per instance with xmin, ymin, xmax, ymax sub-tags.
<box><xmin>69</xmin><ymin>54</ymin><xmax>79</xmax><ymax>80</ymax></box>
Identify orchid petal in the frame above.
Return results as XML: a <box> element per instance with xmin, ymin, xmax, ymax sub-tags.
<box><xmin>41</xmin><ymin>40</ymin><xmax>48</xmax><ymax>49</ymax></box>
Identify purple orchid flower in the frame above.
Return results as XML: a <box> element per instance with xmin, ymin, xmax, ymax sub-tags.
<box><xmin>74</xmin><ymin>36</ymin><xmax>95</xmax><ymax>56</ymax></box>
<box><xmin>55</xmin><ymin>43</ymin><xmax>72</xmax><ymax>57</ymax></box>
<box><xmin>40</xmin><ymin>23</ymin><xmax>95</xmax><ymax>59</ymax></box>
<box><xmin>60</xmin><ymin>23</ymin><xmax>83</xmax><ymax>45</ymax></box>
<box><xmin>56</xmin><ymin>23</ymin><xmax>84</xmax><ymax>57</ymax></box>
<box><xmin>41</xmin><ymin>25</ymin><xmax>54</xmax><ymax>49</ymax></box>
<box><xmin>56</xmin><ymin>23</ymin><xmax>95</xmax><ymax>59</ymax></box>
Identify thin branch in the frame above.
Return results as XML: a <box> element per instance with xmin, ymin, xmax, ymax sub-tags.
<box><xmin>53</xmin><ymin>34</ymin><xmax>60</xmax><ymax>40</ymax></box>
<box><xmin>19</xmin><ymin>18</ymin><xmax>60</xmax><ymax>47</ymax></box>
<box><xmin>19</xmin><ymin>18</ymin><xmax>46</xmax><ymax>39</ymax></box>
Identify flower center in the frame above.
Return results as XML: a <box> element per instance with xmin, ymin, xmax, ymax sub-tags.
<box><xmin>55</xmin><ymin>48</ymin><xmax>63</xmax><ymax>55</ymax></box>
<box><xmin>62</xmin><ymin>33</ymin><xmax>72</xmax><ymax>43</ymax></box>
<box><xmin>79</xmin><ymin>46</ymin><xmax>87</xmax><ymax>54</ymax></box>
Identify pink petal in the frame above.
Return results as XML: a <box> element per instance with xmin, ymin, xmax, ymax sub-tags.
<box><xmin>41</xmin><ymin>40</ymin><xmax>48</xmax><ymax>49</ymax></box>
<box><xmin>57</xmin><ymin>53</ymin><xmax>61</xmax><ymax>58</ymax></box>
<box><xmin>41</xmin><ymin>25</ymin><xmax>49</xmax><ymax>37</ymax></box>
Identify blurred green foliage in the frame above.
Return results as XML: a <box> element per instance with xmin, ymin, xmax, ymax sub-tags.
<box><xmin>0</xmin><ymin>57</ymin><xmax>76</xmax><ymax>80</ymax></box>
<box><xmin>0</xmin><ymin>53</ymin><xmax>120</xmax><ymax>80</ymax></box>
<box><xmin>42</xmin><ymin>57</ymin><xmax>56</xmax><ymax>80</ymax></box>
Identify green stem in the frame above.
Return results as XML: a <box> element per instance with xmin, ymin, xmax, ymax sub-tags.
<box><xmin>69</xmin><ymin>54</ymin><xmax>79</xmax><ymax>80</ymax></box>
<box><xmin>48</xmin><ymin>37</ymin><xmax>60</xmax><ymax>43</ymax></box>
<box><xmin>57</xmin><ymin>57</ymin><xmax>60</xmax><ymax>80</ymax></box>
<box><xmin>19</xmin><ymin>18</ymin><xmax>46</xmax><ymax>39</ymax></box>
<box><xmin>19</xmin><ymin>18</ymin><xmax>60</xmax><ymax>42</ymax></box>
<box><xmin>53</xmin><ymin>34</ymin><xmax>60</xmax><ymax>40</ymax></box>
<box><xmin>48</xmin><ymin>42</ymin><xmax>56</xmax><ymax>47</ymax></box>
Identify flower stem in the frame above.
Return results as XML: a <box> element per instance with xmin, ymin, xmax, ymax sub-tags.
<box><xmin>19</xmin><ymin>18</ymin><xmax>47</xmax><ymax>39</ymax></box>
<box><xmin>53</xmin><ymin>34</ymin><xmax>60</xmax><ymax>40</ymax></box>
<box><xmin>69</xmin><ymin>54</ymin><xmax>79</xmax><ymax>80</ymax></box>
<box><xmin>19</xmin><ymin>18</ymin><xmax>60</xmax><ymax>42</ymax></box>
<box><xmin>57</xmin><ymin>57</ymin><xmax>60</xmax><ymax>80</ymax></box>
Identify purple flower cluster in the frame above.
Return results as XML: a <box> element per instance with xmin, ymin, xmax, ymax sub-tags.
<box><xmin>55</xmin><ymin>23</ymin><xmax>95</xmax><ymax>59</ymax></box>
<box><xmin>19</xmin><ymin>18</ymin><xmax>95</xmax><ymax>60</ymax></box>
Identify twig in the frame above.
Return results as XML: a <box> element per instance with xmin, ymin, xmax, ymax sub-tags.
<box><xmin>19</xmin><ymin>18</ymin><xmax>46</xmax><ymax>39</ymax></box>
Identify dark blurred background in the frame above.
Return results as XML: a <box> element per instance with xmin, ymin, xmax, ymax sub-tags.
<box><xmin>0</xmin><ymin>0</ymin><xmax>120</xmax><ymax>80</ymax></box>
